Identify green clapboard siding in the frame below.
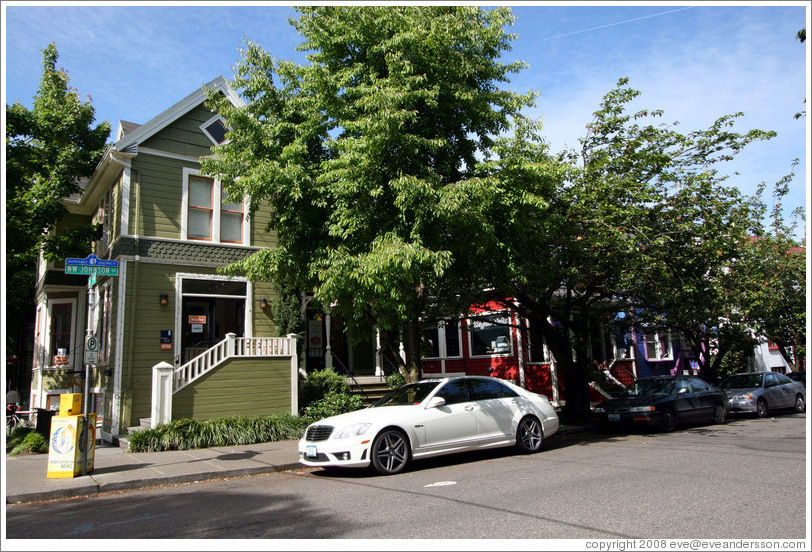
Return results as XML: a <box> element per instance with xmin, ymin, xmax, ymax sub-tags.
<box><xmin>173</xmin><ymin>357</ymin><xmax>292</xmax><ymax>420</ymax></box>
<box><xmin>120</xmin><ymin>262</ymin><xmax>181</xmax><ymax>426</ymax></box>
<box><xmin>133</xmin><ymin>153</ymin><xmax>188</xmax><ymax>239</ymax></box>
<box><xmin>141</xmin><ymin>105</ymin><xmax>219</xmax><ymax>159</ymax></box>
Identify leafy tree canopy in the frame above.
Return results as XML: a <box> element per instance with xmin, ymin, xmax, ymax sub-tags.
<box><xmin>203</xmin><ymin>6</ymin><xmax>538</xmax><ymax>377</ymax></box>
<box><xmin>6</xmin><ymin>43</ymin><xmax>110</xmax><ymax>353</ymax></box>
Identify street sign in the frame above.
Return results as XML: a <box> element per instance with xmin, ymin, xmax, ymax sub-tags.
<box><xmin>85</xmin><ymin>335</ymin><xmax>98</xmax><ymax>364</ymax></box>
<box><xmin>65</xmin><ymin>254</ymin><xmax>119</xmax><ymax>276</ymax></box>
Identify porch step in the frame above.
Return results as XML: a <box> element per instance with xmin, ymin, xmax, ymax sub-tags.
<box><xmin>346</xmin><ymin>376</ymin><xmax>391</xmax><ymax>406</ymax></box>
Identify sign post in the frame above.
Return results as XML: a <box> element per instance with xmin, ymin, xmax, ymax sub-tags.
<box><xmin>63</xmin><ymin>254</ymin><xmax>118</xmax><ymax>477</ymax></box>
<box><xmin>81</xmin><ymin>330</ymin><xmax>98</xmax><ymax>476</ymax></box>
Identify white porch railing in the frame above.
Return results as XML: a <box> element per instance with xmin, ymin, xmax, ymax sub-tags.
<box><xmin>174</xmin><ymin>333</ymin><xmax>295</xmax><ymax>392</ymax></box>
<box><xmin>151</xmin><ymin>333</ymin><xmax>298</xmax><ymax>428</ymax></box>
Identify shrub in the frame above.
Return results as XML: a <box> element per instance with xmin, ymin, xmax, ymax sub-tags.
<box><xmin>386</xmin><ymin>371</ymin><xmax>406</xmax><ymax>389</ymax></box>
<box><xmin>303</xmin><ymin>391</ymin><xmax>364</xmax><ymax>421</ymax></box>
<box><xmin>127</xmin><ymin>412</ymin><xmax>311</xmax><ymax>453</ymax></box>
<box><xmin>300</xmin><ymin>368</ymin><xmax>350</xmax><ymax>409</ymax></box>
<box><xmin>8</xmin><ymin>429</ymin><xmax>48</xmax><ymax>455</ymax></box>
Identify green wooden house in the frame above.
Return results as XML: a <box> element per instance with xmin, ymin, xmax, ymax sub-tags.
<box><xmin>30</xmin><ymin>77</ymin><xmax>298</xmax><ymax>444</ymax></box>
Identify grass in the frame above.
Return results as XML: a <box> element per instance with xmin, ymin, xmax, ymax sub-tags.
<box><xmin>126</xmin><ymin>412</ymin><xmax>311</xmax><ymax>453</ymax></box>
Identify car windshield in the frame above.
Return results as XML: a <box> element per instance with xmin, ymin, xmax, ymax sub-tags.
<box><xmin>371</xmin><ymin>382</ymin><xmax>442</xmax><ymax>407</ymax></box>
<box><xmin>720</xmin><ymin>374</ymin><xmax>763</xmax><ymax>389</ymax></box>
<box><xmin>622</xmin><ymin>379</ymin><xmax>675</xmax><ymax>397</ymax></box>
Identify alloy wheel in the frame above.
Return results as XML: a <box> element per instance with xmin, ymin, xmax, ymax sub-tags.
<box><xmin>517</xmin><ymin>416</ymin><xmax>543</xmax><ymax>453</ymax></box>
<box><xmin>371</xmin><ymin>430</ymin><xmax>409</xmax><ymax>475</ymax></box>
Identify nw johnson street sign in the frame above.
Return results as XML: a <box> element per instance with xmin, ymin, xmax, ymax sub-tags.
<box><xmin>65</xmin><ymin>254</ymin><xmax>119</xmax><ymax>276</ymax></box>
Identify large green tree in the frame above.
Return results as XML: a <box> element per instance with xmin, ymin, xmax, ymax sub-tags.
<box><xmin>473</xmin><ymin>78</ymin><xmax>774</xmax><ymax>420</ymax></box>
<box><xmin>730</xmin><ymin>163</ymin><xmax>806</xmax><ymax>372</ymax></box>
<box><xmin>5</xmin><ymin>43</ymin><xmax>110</xmax><ymax>355</ymax></box>
<box><xmin>203</xmin><ymin>6</ymin><xmax>536</xmax><ymax>379</ymax></box>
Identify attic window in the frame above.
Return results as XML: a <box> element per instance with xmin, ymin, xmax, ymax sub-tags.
<box><xmin>201</xmin><ymin>115</ymin><xmax>229</xmax><ymax>145</ymax></box>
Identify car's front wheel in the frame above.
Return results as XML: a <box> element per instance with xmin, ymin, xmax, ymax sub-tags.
<box><xmin>370</xmin><ymin>429</ymin><xmax>410</xmax><ymax>475</ymax></box>
<box><xmin>794</xmin><ymin>394</ymin><xmax>805</xmax><ymax>413</ymax></box>
<box><xmin>515</xmin><ymin>415</ymin><xmax>543</xmax><ymax>453</ymax></box>
<box><xmin>757</xmin><ymin>398</ymin><xmax>768</xmax><ymax>418</ymax></box>
<box><xmin>660</xmin><ymin>408</ymin><xmax>677</xmax><ymax>432</ymax></box>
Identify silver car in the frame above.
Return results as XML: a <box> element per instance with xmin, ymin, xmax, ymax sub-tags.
<box><xmin>719</xmin><ymin>371</ymin><xmax>806</xmax><ymax>417</ymax></box>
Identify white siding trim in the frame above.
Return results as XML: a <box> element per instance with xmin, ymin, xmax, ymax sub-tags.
<box><xmin>139</xmin><ymin>147</ymin><xmax>202</xmax><ymax>164</ymax></box>
<box><xmin>111</xmin><ymin>259</ymin><xmax>127</xmax><ymax>439</ymax></box>
<box><xmin>120</xmin><ymin>166</ymin><xmax>131</xmax><ymax>236</ymax></box>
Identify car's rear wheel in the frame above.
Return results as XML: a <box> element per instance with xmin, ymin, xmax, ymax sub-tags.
<box><xmin>712</xmin><ymin>403</ymin><xmax>726</xmax><ymax>424</ymax></box>
<box><xmin>660</xmin><ymin>408</ymin><xmax>677</xmax><ymax>432</ymax></box>
<box><xmin>794</xmin><ymin>394</ymin><xmax>805</xmax><ymax>413</ymax></box>
<box><xmin>757</xmin><ymin>398</ymin><xmax>768</xmax><ymax>418</ymax></box>
<box><xmin>370</xmin><ymin>429</ymin><xmax>409</xmax><ymax>475</ymax></box>
<box><xmin>515</xmin><ymin>415</ymin><xmax>543</xmax><ymax>453</ymax></box>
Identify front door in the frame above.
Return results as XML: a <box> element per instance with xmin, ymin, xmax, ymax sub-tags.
<box><xmin>180</xmin><ymin>296</ymin><xmax>245</xmax><ymax>363</ymax></box>
<box><xmin>182</xmin><ymin>299</ymin><xmax>216</xmax><ymax>362</ymax></box>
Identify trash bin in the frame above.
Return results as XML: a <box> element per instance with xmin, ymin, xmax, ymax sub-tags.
<box><xmin>35</xmin><ymin>408</ymin><xmax>55</xmax><ymax>437</ymax></box>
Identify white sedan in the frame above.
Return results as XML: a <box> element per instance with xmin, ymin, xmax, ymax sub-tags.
<box><xmin>298</xmin><ymin>375</ymin><xmax>560</xmax><ymax>475</ymax></box>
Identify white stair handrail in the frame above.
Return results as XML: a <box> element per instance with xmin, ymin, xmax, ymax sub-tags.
<box><xmin>173</xmin><ymin>333</ymin><xmax>296</xmax><ymax>392</ymax></box>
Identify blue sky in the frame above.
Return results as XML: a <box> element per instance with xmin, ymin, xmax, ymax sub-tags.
<box><xmin>2</xmin><ymin>2</ymin><xmax>809</xmax><ymax>236</ymax></box>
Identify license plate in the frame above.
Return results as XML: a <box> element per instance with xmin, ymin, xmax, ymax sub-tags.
<box><xmin>306</xmin><ymin>445</ymin><xmax>318</xmax><ymax>458</ymax></box>
<box><xmin>608</xmin><ymin>414</ymin><xmax>621</xmax><ymax>422</ymax></box>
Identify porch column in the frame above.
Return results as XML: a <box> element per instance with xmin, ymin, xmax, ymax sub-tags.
<box><xmin>288</xmin><ymin>334</ymin><xmax>299</xmax><ymax>415</ymax></box>
<box><xmin>375</xmin><ymin>329</ymin><xmax>383</xmax><ymax>377</ymax></box>
<box><xmin>325</xmin><ymin>309</ymin><xmax>333</xmax><ymax>369</ymax></box>
<box><xmin>151</xmin><ymin>361</ymin><xmax>174</xmax><ymax>428</ymax></box>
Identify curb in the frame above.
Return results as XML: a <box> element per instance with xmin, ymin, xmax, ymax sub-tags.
<box><xmin>6</xmin><ymin>462</ymin><xmax>304</xmax><ymax>505</ymax></box>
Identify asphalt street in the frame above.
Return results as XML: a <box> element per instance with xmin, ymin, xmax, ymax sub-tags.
<box><xmin>5</xmin><ymin>413</ymin><xmax>807</xmax><ymax>542</ymax></box>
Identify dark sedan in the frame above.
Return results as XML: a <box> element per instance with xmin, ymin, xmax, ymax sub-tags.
<box><xmin>592</xmin><ymin>375</ymin><xmax>728</xmax><ymax>432</ymax></box>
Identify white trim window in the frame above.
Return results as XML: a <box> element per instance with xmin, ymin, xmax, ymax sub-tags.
<box><xmin>423</xmin><ymin>319</ymin><xmax>463</xmax><ymax>359</ymax></box>
<box><xmin>644</xmin><ymin>331</ymin><xmax>673</xmax><ymax>362</ymax></box>
<box><xmin>200</xmin><ymin>115</ymin><xmax>230</xmax><ymax>146</ymax></box>
<box><xmin>181</xmin><ymin>168</ymin><xmax>248</xmax><ymax>244</ymax></box>
<box><xmin>47</xmin><ymin>299</ymin><xmax>77</xmax><ymax>369</ymax></box>
<box><xmin>469</xmin><ymin>313</ymin><xmax>513</xmax><ymax>357</ymax></box>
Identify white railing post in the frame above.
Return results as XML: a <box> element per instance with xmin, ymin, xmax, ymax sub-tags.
<box><xmin>375</xmin><ymin>329</ymin><xmax>383</xmax><ymax>377</ymax></box>
<box><xmin>226</xmin><ymin>333</ymin><xmax>236</xmax><ymax>357</ymax></box>
<box><xmin>287</xmin><ymin>334</ymin><xmax>299</xmax><ymax>415</ymax></box>
<box><xmin>151</xmin><ymin>361</ymin><xmax>174</xmax><ymax>428</ymax></box>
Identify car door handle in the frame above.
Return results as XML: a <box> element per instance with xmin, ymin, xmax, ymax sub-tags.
<box><xmin>464</xmin><ymin>405</ymin><xmax>475</xmax><ymax>411</ymax></box>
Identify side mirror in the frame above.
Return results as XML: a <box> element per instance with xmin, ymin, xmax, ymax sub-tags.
<box><xmin>678</xmin><ymin>388</ymin><xmax>689</xmax><ymax>394</ymax></box>
<box><xmin>426</xmin><ymin>396</ymin><xmax>446</xmax><ymax>409</ymax></box>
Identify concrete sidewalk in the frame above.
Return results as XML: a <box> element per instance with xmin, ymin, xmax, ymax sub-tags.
<box><xmin>5</xmin><ymin>439</ymin><xmax>304</xmax><ymax>505</ymax></box>
<box><xmin>5</xmin><ymin>424</ymin><xmax>591</xmax><ymax>505</ymax></box>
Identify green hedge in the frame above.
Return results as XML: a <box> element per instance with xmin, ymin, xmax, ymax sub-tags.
<box><xmin>127</xmin><ymin>412</ymin><xmax>311</xmax><ymax>452</ymax></box>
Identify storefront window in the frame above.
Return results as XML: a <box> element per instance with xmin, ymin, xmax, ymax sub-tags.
<box><xmin>470</xmin><ymin>314</ymin><xmax>513</xmax><ymax>356</ymax></box>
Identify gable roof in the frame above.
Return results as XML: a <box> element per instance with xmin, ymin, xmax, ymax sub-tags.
<box><xmin>114</xmin><ymin>75</ymin><xmax>244</xmax><ymax>153</ymax></box>
<box><xmin>66</xmin><ymin>76</ymin><xmax>244</xmax><ymax>214</ymax></box>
